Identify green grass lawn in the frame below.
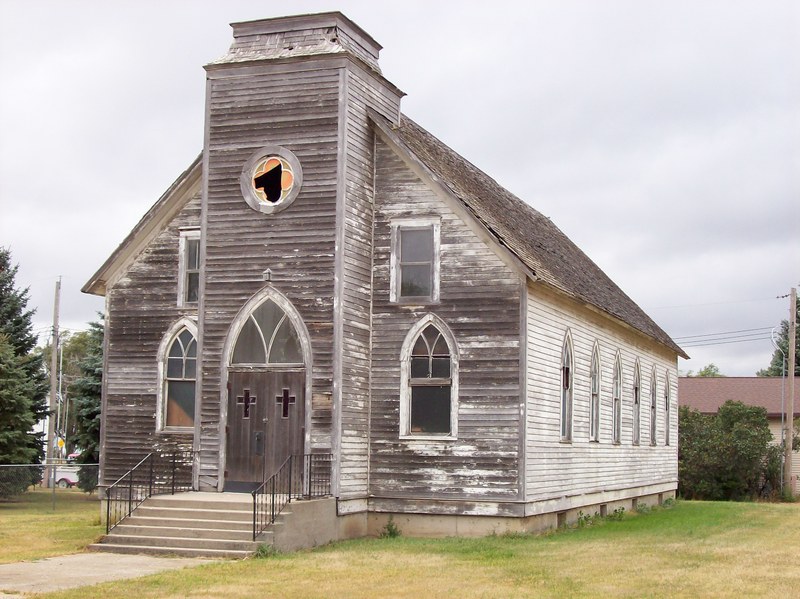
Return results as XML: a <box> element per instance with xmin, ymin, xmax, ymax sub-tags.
<box><xmin>28</xmin><ymin>499</ymin><xmax>800</xmax><ymax>599</ymax></box>
<box><xmin>0</xmin><ymin>487</ymin><xmax>103</xmax><ymax>563</ymax></box>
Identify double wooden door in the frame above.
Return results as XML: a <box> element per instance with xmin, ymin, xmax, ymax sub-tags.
<box><xmin>225</xmin><ymin>369</ymin><xmax>305</xmax><ymax>492</ymax></box>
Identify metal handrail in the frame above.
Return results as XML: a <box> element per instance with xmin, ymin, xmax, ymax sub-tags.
<box><xmin>105</xmin><ymin>451</ymin><xmax>193</xmax><ymax>533</ymax></box>
<box><xmin>251</xmin><ymin>453</ymin><xmax>332</xmax><ymax>541</ymax></box>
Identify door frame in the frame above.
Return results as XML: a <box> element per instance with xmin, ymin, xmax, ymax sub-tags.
<box><xmin>218</xmin><ymin>285</ymin><xmax>313</xmax><ymax>492</ymax></box>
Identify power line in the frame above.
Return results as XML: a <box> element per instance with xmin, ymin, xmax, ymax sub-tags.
<box><xmin>680</xmin><ymin>335</ymin><xmax>773</xmax><ymax>348</ymax></box>
<box><xmin>673</xmin><ymin>326</ymin><xmax>774</xmax><ymax>341</ymax></box>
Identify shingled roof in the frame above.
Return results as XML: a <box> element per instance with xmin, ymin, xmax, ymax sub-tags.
<box><xmin>372</xmin><ymin>112</ymin><xmax>686</xmax><ymax>358</ymax></box>
<box><xmin>679</xmin><ymin>377</ymin><xmax>800</xmax><ymax>417</ymax></box>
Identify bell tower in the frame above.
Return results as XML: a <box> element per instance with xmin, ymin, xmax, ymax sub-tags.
<box><xmin>196</xmin><ymin>13</ymin><xmax>403</xmax><ymax>495</ymax></box>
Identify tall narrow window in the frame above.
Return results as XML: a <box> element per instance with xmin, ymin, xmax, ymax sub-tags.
<box><xmin>632</xmin><ymin>361</ymin><xmax>641</xmax><ymax>446</ymax></box>
<box><xmin>612</xmin><ymin>354</ymin><xmax>622</xmax><ymax>444</ymax></box>
<box><xmin>650</xmin><ymin>368</ymin><xmax>658</xmax><ymax>446</ymax></box>
<box><xmin>589</xmin><ymin>343</ymin><xmax>600</xmax><ymax>442</ymax></box>
<box><xmin>561</xmin><ymin>334</ymin><xmax>573</xmax><ymax>442</ymax></box>
<box><xmin>400</xmin><ymin>320</ymin><xmax>458</xmax><ymax>438</ymax></box>
<box><xmin>664</xmin><ymin>372</ymin><xmax>671</xmax><ymax>446</ymax></box>
<box><xmin>391</xmin><ymin>220</ymin><xmax>440</xmax><ymax>302</ymax></box>
<box><xmin>178</xmin><ymin>229</ymin><xmax>201</xmax><ymax>307</ymax></box>
<box><xmin>163</xmin><ymin>327</ymin><xmax>196</xmax><ymax>430</ymax></box>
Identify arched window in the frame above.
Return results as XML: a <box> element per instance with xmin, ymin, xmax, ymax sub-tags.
<box><xmin>400</xmin><ymin>317</ymin><xmax>458</xmax><ymax>438</ymax></box>
<box><xmin>612</xmin><ymin>353</ymin><xmax>622</xmax><ymax>444</ymax></box>
<box><xmin>632</xmin><ymin>360</ymin><xmax>641</xmax><ymax>446</ymax></box>
<box><xmin>664</xmin><ymin>371</ymin><xmax>671</xmax><ymax>446</ymax></box>
<box><xmin>230</xmin><ymin>298</ymin><xmax>302</xmax><ymax>366</ymax></box>
<box><xmin>650</xmin><ymin>367</ymin><xmax>658</xmax><ymax>446</ymax></box>
<box><xmin>589</xmin><ymin>343</ymin><xmax>601</xmax><ymax>442</ymax></box>
<box><xmin>561</xmin><ymin>332</ymin><xmax>573</xmax><ymax>442</ymax></box>
<box><xmin>159</xmin><ymin>324</ymin><xmax>197</xmax><ymax>431</ymax></box>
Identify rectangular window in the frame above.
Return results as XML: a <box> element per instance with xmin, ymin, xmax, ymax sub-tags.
<box><xmin>390</xmin><ymin>220</ymin><xmax>440</xmax><ymax>302</ymax></box>
<box><xmin>178</xmin><ymin>229</ymin><xmax>201</xmax><ymax>307</ymax></box>
<box><xmin>410</xmin><ymin>385</ymin><xmax>451</xmax><ymax>434</ymax></box>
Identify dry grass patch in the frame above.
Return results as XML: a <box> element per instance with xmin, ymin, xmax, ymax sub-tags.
<box><xmin>36</xmin><ymin>501</ymin><xmax>800</xmax><ymax>598</ymax></box>
<box><xmin>0</xmin><ymin>487</ymin><xmax>103</xmax><ymax>563</ymax></box>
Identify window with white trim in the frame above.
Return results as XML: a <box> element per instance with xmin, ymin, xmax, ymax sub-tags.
<box><xmin>612</xmin><ymin>353</ymin><xmax>622</xmax><ymax>444</ymax></box>
<box><xmin>632</xmin><ymin>361</ymin><xmax>641</xmax><ymax>446</ymax></box>
<box><xmin>390</xmin><ymin>220</ymin><xmax>440</xmax><ymax>302</ymax></box>
<box><xmin>160</xmin><ymin>326</ymin><xmax>196</xmax><ymax>431</ymax></box>
<box><xmin>650</xmin><ymin>368</ymin><xmax>658</xmax><ymax>446</ymax></box>
<box><xmin>561</xmin><ymin>333</ymin><xmax>573</xmax><ymax>442</ymax></box>
<box><xmin>178</xmin><ymin>229</ymin><xmax>200</xmax><ymax>307</ymax></box>
<box><xmin>664</xmin><ymin>372</ymin><xmax>671</xmax><ymax>446</ymax></box>
<box><xmin>589</xmin><ymin>343</ymin><xmax>600</xmax><ymax>442</ymax></box>
<box><xmin>400</xmin><ymin>318</ymin><xmax>458</xmax><ymax>438</ymax></box>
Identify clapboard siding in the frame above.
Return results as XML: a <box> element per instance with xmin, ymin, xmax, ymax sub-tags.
<box><xmin>198</xmin><ymin>59</ymin><xmax>344</xmax><ymax>487</ymax></box>
<box><xmin>369</xmin><ymin>137</ymin><xmax>522</xmax><ymax>504</ymax></box>
<box><xmin>336</xmin><ymin>63</ymin><xmax>403</xmax><ymax>498</ymax></box>
<box><xmin>101</xmin><ymin>192</ymin><xmax>201</xmax><ymax>485</ymax></box>
<box><xmin>525</xmin><ymin>282</ymin><xmax>678</xmax><ymax>501</ymax></box>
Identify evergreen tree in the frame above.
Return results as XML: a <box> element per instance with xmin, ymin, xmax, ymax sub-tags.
<box><xmin>757</xmin><ymin>296</ymin><xmax>800</xmax><ymax>376</ymax></box>
<box><xmin>0</xmin><ymin>334</ymin><xmax>38</xmax><ymax>462</ymax></box>
<box><xmin>69</xmin><ymin>320</ymin><xmax>103</xmax><ymax>491</ymax></box>
<box><xmin>0</xmin><ymin>248</ymin><xmax>48</xmax><ymax>464</ymax></box>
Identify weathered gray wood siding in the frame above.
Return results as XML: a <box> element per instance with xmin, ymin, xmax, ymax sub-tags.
<box><xmin>101</xmin><ymin>194</ymin><xmax>201</xmax><ymax>485</ymax></box>
<box><xmin>336</xmin><ymin>63</ymin><xmax>401</xmax><ymax>499</ymax></box>
<box><xmin>199</xmin><ymin>58</ymin><xmax>346</xmax><ymax>488</ymax></box>
<box><xmin>369</xmin><ymin>138</ymin><xmax>523</xmax><ymax>508</ymax></box>
<box><xmin>525</xmin><ymin>282</ymin><xmax>679</xmax><ymax>502</ymax></box>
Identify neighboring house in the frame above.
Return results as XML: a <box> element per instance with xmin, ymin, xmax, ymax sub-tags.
<box><xmin>679</xmin><ymin>376</ymin><xmax>800</xmax><ymax>491</ymax></box>
<box><xmin>83</xmin><ymin>12</ymin><xmax>686</xmax><ymax>539</ymax></box>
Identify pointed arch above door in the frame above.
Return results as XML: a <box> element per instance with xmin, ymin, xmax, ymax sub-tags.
<box><xmin>223</xmin><ymin>286</ymin><xmax>312</xmax><ymax>369</ymax></box>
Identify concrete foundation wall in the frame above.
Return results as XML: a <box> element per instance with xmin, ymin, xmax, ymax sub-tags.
<box><xmin>265</xmin><ymin>487</ymin><xmax>677</xmax><ymax>551</ymax></box>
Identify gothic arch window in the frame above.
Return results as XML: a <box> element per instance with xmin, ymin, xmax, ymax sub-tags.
<box><xmin>632</xmin><ymin>360</ymin><xmax>641</xmax><ymax>446</ymax></box>
<box><xmin>650</xmin><ymin>367</ymin><xmax>658</xmax><ymax>446</ymax></box>
<box><xmin>612</xmin><ymin>352</ymin><xmax>622</xmax><ymax>444</ymax></box>
<box><xmin>400</xmin><ymin>316</ymin><xmax>458</xmax><ymax>439</ymax></box>
<box><xmin>664</xmin><ymin>371</ymin><xmax>671</xmax><ymax>446</ymax></box>
<box><xmin>589</xmin><ymin>342</ymin><xmax>601</xmax><ymax>442</ymax></box>
<box><xmin>561</xmin><ymin>332</ymin><xmax>574</xmax><ymax>442</ymax></box>
<box><xmin>230</xmin><ymin>298</ymin><xmax>303</xmax><ymax>366</ymax></box>
<box><xmin>157</xmin><ymin>320</ymin><xmax>198</xmax><ymax>432</ymax></box>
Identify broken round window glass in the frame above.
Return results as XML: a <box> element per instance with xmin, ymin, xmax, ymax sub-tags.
<box><xmin>252</xmin><ymin>157</ymin><xmax>295</xmax><ymax>205</ymax></box>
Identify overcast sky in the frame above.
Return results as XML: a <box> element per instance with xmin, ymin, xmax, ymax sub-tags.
<box><xmin>1</xmin><ymin>0</ymin><xmax>797</xmax><ymax>376</ymax></box>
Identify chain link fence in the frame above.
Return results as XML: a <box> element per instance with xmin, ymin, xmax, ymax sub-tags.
<box><xmin>0</xmin><ymin>463</ymin><xmax>100</xmax><ymax>500</ymax></box>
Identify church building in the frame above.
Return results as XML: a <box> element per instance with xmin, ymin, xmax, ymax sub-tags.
<box><xmin>84</xmin><ymin>12</ymin><xmax>686</xmax><ymax>546</ymax></box>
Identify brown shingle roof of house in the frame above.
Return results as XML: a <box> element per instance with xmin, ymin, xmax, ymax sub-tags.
<box><xmin>679</xmin><ymin>377</ymin><xmax>800</xmax><ymax>417</ymax></box>
<box><xmin>376</xmin><ymin>113</ymin><xmax>686</xmax><ymax>357</ymax></box>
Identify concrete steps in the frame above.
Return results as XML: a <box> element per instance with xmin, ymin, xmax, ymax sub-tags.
<box><xmin>90</xmin><ymin>492</ymin><xmax>268</xmax><ymax>558</ymax></box>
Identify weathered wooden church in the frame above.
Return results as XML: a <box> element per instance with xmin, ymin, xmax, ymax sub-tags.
<box><xmin>84</xmin><ymin>12</ymin><xmax>686</xmax><ymax>547</ymax></box>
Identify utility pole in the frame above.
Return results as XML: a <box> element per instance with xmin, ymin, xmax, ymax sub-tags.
<box><xmin>784</xmin><ymin>287</ymin><xmax>796</xmax><ymax>496</ymax></box>
<box><xmin>45</xmin><ymin>278</ymin><xmax>61</xmax><ymax>490</ymax></box>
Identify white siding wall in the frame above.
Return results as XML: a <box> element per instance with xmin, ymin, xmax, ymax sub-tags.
<box><xmin>525</xmin><ymin>282</ymin><xmax>679</xmax><ymax>501</ymax></box>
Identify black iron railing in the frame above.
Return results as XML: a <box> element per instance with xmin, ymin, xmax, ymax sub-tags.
<box><xmin>105</xmin><ymin>451</ymin><xmax>193</xmax><ymax>533</ymax></box>
<box><xmin>252</xmin><ymin>453</ymin><xmax>332</xmax><ymax>541</ymax></box>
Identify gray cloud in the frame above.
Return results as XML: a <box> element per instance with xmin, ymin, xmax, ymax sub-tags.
<box><xmin>1</xmin><ymin>0</ymin><xmax>797</xmax><ymax>376</ymax></box>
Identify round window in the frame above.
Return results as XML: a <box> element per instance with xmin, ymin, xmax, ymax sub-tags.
<box><xmin>240</xmin><ymin>146</ymin><xmax>303</xmax><ymax>214</ymax></box>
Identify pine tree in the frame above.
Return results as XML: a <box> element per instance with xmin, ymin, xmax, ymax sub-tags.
<box><xmin>0</xmin><ymin>248</ymin><xmax>48</xmax><ymax>464</ymax></box>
